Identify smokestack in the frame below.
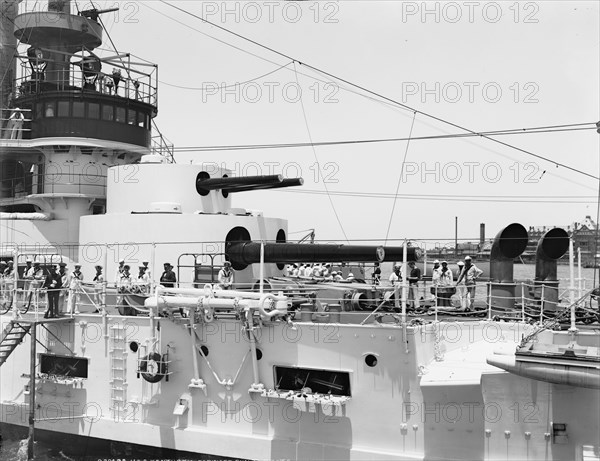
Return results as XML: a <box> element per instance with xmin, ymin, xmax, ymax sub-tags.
<box><xmin>0</xmin><ymin>1</ymin><xmax>21</xmax><ymax>110</ymax></box>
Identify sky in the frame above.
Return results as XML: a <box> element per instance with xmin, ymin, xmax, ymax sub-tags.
<box><xmin>66</xmin><ymin>1</ymin><xmax>600</xmax><ymax>248</ymax></box>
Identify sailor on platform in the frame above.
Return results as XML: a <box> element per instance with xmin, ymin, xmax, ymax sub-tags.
<box><xmin>455</xmin><ymin>256</ymin><xmax>483</xmax><ymax>309</ymax></box>
<box><xmin>117</xmin><ymin>264</ymin><xmax>133</xmax><ymax>306</ymax></box>
<box><xmin>0</xmin><ymin>261</ymin><xmax>6</xmax><ymax>304</ymax></box>
<box><xmin>372</xmin><ymin>262</ymin><xmax>382</xmax><ymax>285</ymax></box>
<box><xmin>6</xmin><ymin>107</ymin><xmax>24</xmax><ymax>139</ymax></box>
<box><xmin>29</xmin><ymin>261</ymin><xmax>45</xmax><ymax>310</ymax></box>
<box><xmin>389</xmin><ymin>264</ymin><xmax>402</xmax><ymax>287</ymax></box>
<box><xmin>407</xmin><ymin>261</ymin><xmax>421</xmax><ymax>309</ymax></box>
<box><xmin>22</xmin><ymin>258</ymin><xmax>34</xmax><ymax>304</ymax></box>
<box><xmin>43</xmin><ymin>265</ymin><xmax>63</xmax><ymax>318</ymax></box>
<box><xmin>431</xmin><ymin>260</ymin><xmax>441</xmax><ymax>301</ymax></box>
<box><xmin>114</xmin><ymin>258</ymin><xmax>125</xmax><ymax>286</ymax></box>
<box><xmin>3</xmin><ymin>260</ymin><xmax>13</xmax><ymax>278</ymax></box>
<box><xmin>436</xmin><ymin>261</ymin><xmax>454</xmax><ymax>307</ymax></box>
<box><xmin>218</xmin><ymin>261</ymin><xmax>234</xmax><ymax>290</ymax></box>
<box><xmin>135</xmin><ymin>265</ymin><xmax>150</xmax><ymax>293</ymax></box>
<box><xmin>67</xmin><ymin>264</ymin><xmax>84</xmax><ymax>314</ymax></box>
<box><xmin>159</xmin><ymin>262</ymin><xmax>177</xmax><ymax>288</ymax></box>
<box><xmin>93</xmin><ymin>265</ymin><xmax>105</xmax><ymax>310</ymax></box>
<box><xmin>58</xmin><ymin>263</ymin><xmax>68</xmax><ymax>314</ymax></box>
<box><xmin>142</xmin><ymin>260</ymin><xmax>151</xmax><ymax>281</ymax></box>
<box><xmin>455</xmin><ymin>261</ymin><xmax>466</xmax><ymax>308</ymax></box>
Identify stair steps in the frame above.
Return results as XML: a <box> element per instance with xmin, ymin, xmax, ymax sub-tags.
<box><xmin>0</xmin><ymin>322</ymin><xmax>31</xmax><ymax>367</ymax></box>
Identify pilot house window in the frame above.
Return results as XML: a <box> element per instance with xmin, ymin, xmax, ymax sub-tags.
<box><xmin>102</xmin><ymin>105</ymin><xmax>113</xmax><ymax>121</ymax></box>
<box><xmin>57</xmin><ymin>101</ymin><xmax>69</xmax><ymax>117</ymax></box>
<box><xmin>73</xmin><ymin>101</ymin><xmax>85</xmax><ymax>118</ymax></box>
<box><xmin>88</xmin><ymin>103</ymin><xmax>100</xmax><ymax>119</ymax></box>
<box><xmin>115</xmin><ymin>107</ymin><xmax>125</xmax><ymax>123</ymax></box>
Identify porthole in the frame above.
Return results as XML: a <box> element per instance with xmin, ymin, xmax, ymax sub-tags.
<box><xmin>365</xmin><ymin>354</ymin><xmax>378</xmax><ymax>367</ymax></box>
<box><xmin>129</xmin><ymin>341</ymin><xmax>139</xmax><ymax>353</ymax></box>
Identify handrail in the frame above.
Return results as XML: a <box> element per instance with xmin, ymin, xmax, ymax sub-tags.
<box><xmin>13</xmin><ymin>52</ymin><xmax>158</xmax><ymax>107</ymax></box>
<box><xmin>0</xmin><ymin>173</ymin><xmax>107</xmax><ymax>199</ymax></box>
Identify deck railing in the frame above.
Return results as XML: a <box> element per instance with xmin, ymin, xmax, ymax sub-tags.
<box><xmin>0</xmin><ymin>173</ymin><xmax>107</xmax><ymax>199</ymax></box>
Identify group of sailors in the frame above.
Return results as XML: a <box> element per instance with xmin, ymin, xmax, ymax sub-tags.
<box><xmin>387</xmin><ymin>256</ymin><xmax>483</xmax><ymax>309</ymax></box>
<box><xmin>284</xmin><ymin>263</ymin><xmax>357</xmax><ymax>282</ymax></box>
<box><xmin>115</xmin><ymin>259</ymin><xmax>153</xmax><ymax>295</ymax></box>
<box><xmin>0</xmin><ymin>258</ymin><xmax>106</xmax><ymax>317</ymax></box>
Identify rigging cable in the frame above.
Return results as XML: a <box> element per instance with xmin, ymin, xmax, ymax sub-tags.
<box><xmin>159</xmin><ymin>61</ymin><xmax>293</xmax><ymax>90</ymax></box>
<box><xmin>293</xmin><ymin>61</ymin><xmax>349</xmax><ymax>242</ymax></box>
<box><xmin>277</xmin><ymin>189</ymin><xmax>598</xmax><ymax>204</ymax></box>
<box><xmin>385</xmin><ymin>111</ymin><xmax>417</xmax><ymax>245</ymax></box>
<box><xmin>595</xmin><ymin>135</ymin><xmax>600</xmax><ymax>286</ymax></box>
<box><xmin>157</xmin><ymin>0</ymin><xmax>596</xmax><ymax>181</ymax></box>
<box><xmin>168</xmin><ymin>124</ymin><xmax>597</xmax><ymax>152</ymax></box>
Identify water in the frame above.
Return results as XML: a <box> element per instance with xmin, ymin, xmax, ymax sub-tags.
<box><xmin>0</xmin><ymin>424</ymin><xmax>216</xmax><ymax>460</ymax></box>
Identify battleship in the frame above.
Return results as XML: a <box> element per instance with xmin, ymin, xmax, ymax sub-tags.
<box><xmin>1</xmin><ymin>1</ymin><xmax>600</xmax><ymax>460</ymax></box>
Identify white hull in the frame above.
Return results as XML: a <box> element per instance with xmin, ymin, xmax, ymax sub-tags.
<box><xmin>2</xmin><ymin>313</ymin><xmax>599</xmax><ymax>460</ymax></box>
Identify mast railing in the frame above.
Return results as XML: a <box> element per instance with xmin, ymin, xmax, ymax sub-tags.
<box><xmin>13</xmin><ymin>54</ymin><xmax>158</xmax><ymax>107</ymax></box>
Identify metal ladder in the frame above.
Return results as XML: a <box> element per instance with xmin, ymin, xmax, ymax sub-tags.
<box><xmin>0</xmin><ymin>322</ymin><xmax>31</xmax><ymax>367</ymax></box>
<box><xmin>108</xmin><ymin>325</ymin><xmax>127</xmax><ymax>420</ymax></box>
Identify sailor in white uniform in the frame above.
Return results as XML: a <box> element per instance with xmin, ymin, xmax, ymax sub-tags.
<box><xmin>217</xmin><ymin>261</ymin><xmax>234</xmax><ymax>290</ymax></box>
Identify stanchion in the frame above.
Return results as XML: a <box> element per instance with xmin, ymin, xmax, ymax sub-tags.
<box><xmin>434</xmin><ymin>286</ymin><xmax>438</xmax><ymax>322</ymax></box>
<box><xmin>487</xmin><ymin>282</ymin><xmax>492</xmax><ymax>320</ymax></box>
<box><xmin>540</xmin><ymin>285</ymin><xmax>545</xmax><ymax>322</ymax></box>
<box><xmin>521</xmin><ymin>282</ymin><xmax>525</xmax><ymax>322</ymax></box>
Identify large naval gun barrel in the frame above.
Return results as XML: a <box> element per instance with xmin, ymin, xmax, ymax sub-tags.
<box><xmin>226</xmin><ymin>242</ymin><xmax>421</xmax><ymax>265</ymax></box>
<box><xmin>489</xmin><ymin>223</ymin><xmax>528</xmax><ymax>310</ymax></box>
<box><xmin>534</xmin><ymin>228</ymin><xmax>569</xmax><ymax>311</ymax></box>
<box><xmin>196</xmin><ymin>174</ymin><xmax>303</xmax><ymax>195</ymax></box>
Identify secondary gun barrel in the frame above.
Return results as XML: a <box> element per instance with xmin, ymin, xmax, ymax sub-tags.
<box><xmin>225</xmin><ymin>178</ymin><xmax>304</xmax><ymax>193</ymax></box>
<box><xmin>196</xmin><ymin>175</ymin><xmax>303</xmax><ymax>195</ymax></box>
<box><xmin>226</xmin><ymin>242</ymin><xmax>421</xmax><ymax>264</ymax></box>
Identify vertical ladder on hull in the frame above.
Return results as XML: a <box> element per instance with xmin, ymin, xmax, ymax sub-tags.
<box><xmin>109</xmin><ymin>325</ymin><xmax>127</xmax><ymax>421</ymax></box>
<box><xmin>0</xmin><ymin>322</ymin><xmax>31</xmax><ymax>367</ymax></box>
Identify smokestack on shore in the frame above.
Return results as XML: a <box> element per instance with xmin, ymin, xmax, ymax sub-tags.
<box><xmin>480</xmin><ymin>223</ymin><xmax>485</xmax><ymax>246</ymax></box>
